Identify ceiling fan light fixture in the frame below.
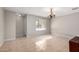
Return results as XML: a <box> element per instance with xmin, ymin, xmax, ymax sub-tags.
<box><xmin>48</xmin><ymin>8</ymin><xmax>56</xmax><ymax>19</ymax></box>
<box><xmin>49</xmin><ymin>14</ymin><xmax>55</xmax><ymax>19</ymax></box>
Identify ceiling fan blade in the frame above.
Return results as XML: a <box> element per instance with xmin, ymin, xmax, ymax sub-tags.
<box><xmin>72</xmin><ymin>7</ymin><xmax>79</xmax><ymax>10</ymax></box>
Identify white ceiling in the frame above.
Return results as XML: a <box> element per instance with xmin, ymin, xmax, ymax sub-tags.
<box><xmin>4</xmin><ymin>7</ymin><xmax>79</xmax><ymax>17</ymax></box>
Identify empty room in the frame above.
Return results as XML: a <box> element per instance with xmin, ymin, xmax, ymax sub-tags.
<box><xmin>0</xmin><ymin>7</ymin><xmax>79</xmax><ymax>52</ymax></box>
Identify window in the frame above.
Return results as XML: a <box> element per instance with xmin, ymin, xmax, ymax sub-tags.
<box><xmin>36</xmin><ymin>18</ymin><xmax>46</xmax><ymax>31</ymax></box>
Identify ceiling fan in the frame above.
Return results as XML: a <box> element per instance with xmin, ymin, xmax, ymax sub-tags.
<box><xmin>72</xmin><ymin>7</ymin><xmax>79</xmax><ymax>10</ymax></box>
<box><xmin>48</xmin><ymin>8</ymin><xmax>55</xmax><ymax>19</ymax></box>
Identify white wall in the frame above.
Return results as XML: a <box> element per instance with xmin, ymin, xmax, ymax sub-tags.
<box><xmin>24</xmin><ymin>16</ymin><xmax>27</xmax><ymax>36</ymax></box>
<box><xmin>24</xmin><ymin>15</ymin><xmax>50</xmax><ymax>38</ymax></box>
<box><xmin>4</xmin><ymin>11</ymin><xmax>16</xmax><ymax>41</ymax></box>
<box><xmin>0</xmin><ymin>8</ymin><xmax>4</xmax><ymax>46</ymax></box>
<box><xmin>16</xmin><ymin>15</ymin><xmax>24</xmax><ymax>37</ymax></box>
<box><xmin>51</xmin><ymin>12</ymin><xmax>79</xmax><ymax>38</ymax></box>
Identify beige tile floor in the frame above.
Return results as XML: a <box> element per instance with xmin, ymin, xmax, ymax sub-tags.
<box><xmin>0</xmin><ymin>35</ymin><xmax>70</xmax><ymax>52</ymax></box>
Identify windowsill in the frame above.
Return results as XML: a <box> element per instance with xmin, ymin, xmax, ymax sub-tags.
<box><xmin>36</xmin><ymin>28</ymin><xmax>46</xmax><ymax>31</ymax></box>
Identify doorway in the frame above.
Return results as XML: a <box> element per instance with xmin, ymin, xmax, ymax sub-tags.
<box><xmin>16</xmin><ymin>14</ymin><xmax>25</xmax><ymax>38</ymax></box>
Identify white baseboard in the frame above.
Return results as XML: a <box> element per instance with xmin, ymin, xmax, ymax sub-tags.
<box><xmin>52</xmin><ymin>32</ymin><xmax>75</xmax><ymax>39</ymax></box>
<box><xmin>0</xmin><ymin>40</ymin><xmax>4</xmax><ymax>47</ymax></box>
<box><xmin>0</xmin><ymin>38</ymin><xmax>16</xmax><ymax>47</ymax></box>
<box><xmin>4</xmin><ymin>38</ymin><xmax>16</xmax><ymax>41</ymax></box>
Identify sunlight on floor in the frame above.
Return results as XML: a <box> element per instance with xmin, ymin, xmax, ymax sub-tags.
<box><xmin>35</xmin><ymin>35</ymin><xmax>52</xmax><ymax>51</ymax></box>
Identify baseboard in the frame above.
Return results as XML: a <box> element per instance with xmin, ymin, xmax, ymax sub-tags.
<box><xmin>0</xmin><ymin>40</ymin><xmax>4</xmax><ymax>47</ymax></box>
<box><xmin>4</xmin><ymin>38</ymin><xmax>16</xmax><ymax>41</ymax></box>
<box><xmin>0</xmin><ymin>38</ymin><xmax>16</xmax><ymax>47</ymax></box>
<box><xmin>52</xmin><ymin>31</ymin><xmax>75</xmax><ymax>39</ymax></box>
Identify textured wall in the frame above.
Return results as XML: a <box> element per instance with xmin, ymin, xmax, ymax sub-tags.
<box><xmin>51</xmin><ymin>12</ymin><xmax>79</xmax><ymax>38</ymax></box>
<box><xmin>4</xmin><ymin>11</ymin><xmax>16</xmax><ymax>40</ymax></box>
<box><xmin>0</xmin><ymin>8</ymin><xmax>4</xmax><ymax>46</ymax></box>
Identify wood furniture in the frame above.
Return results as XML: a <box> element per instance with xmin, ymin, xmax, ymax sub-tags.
<box><xmin>69</xmin><ymin>36</ymin><xmax>79</xmax><ymax>52</ymax></box>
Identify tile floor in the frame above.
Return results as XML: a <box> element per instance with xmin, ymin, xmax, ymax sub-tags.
<box><xmin>0</xmin><ymin>35</ymin><xmax>70</xmax><ymax>52</ymax></box>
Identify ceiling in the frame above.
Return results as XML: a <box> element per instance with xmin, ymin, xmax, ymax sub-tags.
<box><xmin>4</xmin><ymin>7</ymin><xmax>79</xmax><ymax>17</ymax></box>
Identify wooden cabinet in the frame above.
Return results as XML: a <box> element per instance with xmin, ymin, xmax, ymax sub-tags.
<box><xmin>69</xmin><ymin>36</ymin><xmax>79</xmax><ymax>52</ymax></box>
